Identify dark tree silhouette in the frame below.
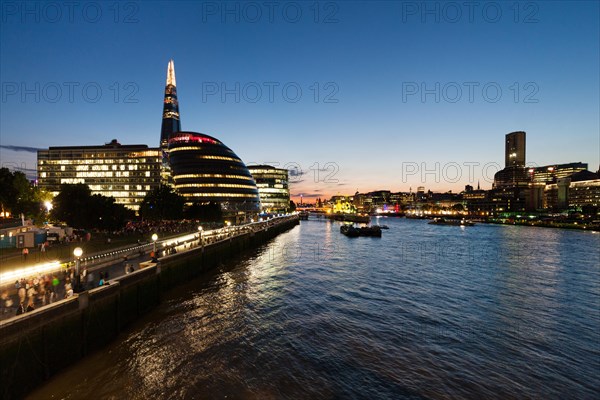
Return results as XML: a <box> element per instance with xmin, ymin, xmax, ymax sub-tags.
<box><xmin>139</xmin><ymin>185</ymin><xmax>185</xmax><ymax>220</ymax></box>
<box><xmin>52</xmin><ymin>183</ymin><xmax>132</xmax><ymax>229</ymax></box>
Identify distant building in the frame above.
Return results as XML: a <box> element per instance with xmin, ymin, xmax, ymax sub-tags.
<box><xmin>505</xmin><ymin>131</ymin><xmax>526</xmax><ymax>168</ymax></box>
<box><xmin>168</xmin><ymin>131</ymin><xmax>260</xmax><ymax>222</ymax></box>
<box><xmin>493</xmin><ymin>167</ymin><xmax>531</xmax><ymax>189</ymax></box>
<box><xmin>37</xmin><ymin>140</ymin><xmax>161</xmax><ymax>211</ymax></box>
<box><xmin>529</xmin><ymin>162</ymin><xmax>588</xmax><ymax>184</ymax></box>
<box><xmin>416</xmin><ymin>186</ymin><xmax>426</xmax><ymax>201</ymax></box>
<box><xmin>463</xmin><ymin>189</ymin><xmax>488</xmax><ymax>213</ymax></box>
<box><xmin>492</xmin><ymin>131</ymin><xmax>531</xmax><ymax>212</ymax></box>
<box><xmin>248</xmin><ymin>165</ymin><xmax>290</xmax><ymax>213</ymax></box>
<box><xmin>544</xmin><ymin>170</ymin><xmax>600</xmax><ymax>210</ymax></box>
<box><xmin>569</xmin><ymin>178</ymin><xmax>600</xmax><ymax>208</ymax></box>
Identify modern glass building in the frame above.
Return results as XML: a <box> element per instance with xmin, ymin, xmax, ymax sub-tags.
<box><xmin>159</xmin><ymin>59</ymin><xmax>181</xmax><ymax>185</ymax></box>
<box><xmin>168</xmin><ymin>132</ymin><xmax>260</xmax><ymax>219</ymax></box>
<box><xmin>160</xmin><ymin>59</ymin><xmax>181</xmax><ymax>149</ymax></box>
<box><xmin>37</xmin><ymin>140</ymin><xmax>161</xmax><ymax>211</ymax></box>
<box><xmin>247</xmin><ymin>165</ymin><xmax>290</xmax><ymax>213</ymax></box>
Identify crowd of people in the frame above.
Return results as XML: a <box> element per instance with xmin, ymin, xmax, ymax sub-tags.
<box><xmin>1</xmin><ymin>217</ymin><xmax>290</xmax><ymax>320</ymax></box>
<box><xmin>112</xmin><ymin>220</ymin><xmax>214</xmax><ymax>238</ymax></box>
<box><xmin>0</xmin><ymin>264</ymin><xmax>116</xmax><ymax>319</ymax></box>
<box><xmin>1</xmin><ymin>269</ymin><xmax>73</xmax><ymax>317</ymax></box>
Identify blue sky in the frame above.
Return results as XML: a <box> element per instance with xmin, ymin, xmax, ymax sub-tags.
<box><xmin>1</xmin><ymin>1</ymin><xmax>598</xmax><ymax>200</ymax></box>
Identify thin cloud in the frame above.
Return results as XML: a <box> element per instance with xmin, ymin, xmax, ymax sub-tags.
<box><xmin>291</xmin><ymin>193</ymin><xmax>321</xmax><ymax>198</ymax></box>
<box><xmin>0</xmin><ymin>145</ymin><xmax>42</xmax><ymax>153</ymax></box>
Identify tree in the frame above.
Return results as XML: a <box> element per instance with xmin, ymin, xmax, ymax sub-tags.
<box><xmin>0</xmin><ymin>168</ymin><xmax>46</xmax><ymax>221</ymax></box>
<box><xmin>52</xmin><ymin>184</ymin><xmax>93</xmax><ymax>228</ymax></box>
<box><xmin>0</xmin><ymin>168</ymin><xmax>18</xmax><ymax>216</ymax></box>
<box><xmin>185</xmin><ymin>201</ymin><xmax>223</xmax><ymax>222</ymax></box>
<box><xmin>289</xmin><ymin>200</ymin><xmax>297</xmax><ymax>212</ymax></box>
<box><xmin>51</xmin><ymin>184</ymin><xmax>132</xmax><ymax>229</ymax></box>
<box><xmin>89</xmin><ymin>194</ymin><xmax>134</xmax><ymax>231</ymax></box>
<box><xmin>452</xmin><ymin>203</ymin><xmax>465</xmax><ymax>212</ymax></box>
<box><xmin>139</xmin><ymin>185</ymin><xmax>185</xmax><ymax>220</ymax></box>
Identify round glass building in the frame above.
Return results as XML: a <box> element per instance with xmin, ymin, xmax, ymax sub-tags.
<box><xmin>168</xmin><ymin>132</ymin><xmax>261</xmax><ymax>216</ymax></box>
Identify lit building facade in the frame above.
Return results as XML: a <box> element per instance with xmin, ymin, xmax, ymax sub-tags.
<box><xmin>168</xmin><ymin>131</ymin><xmax>260</xmax><ymax>220</ymax></box>
<box><xmin>569</xmin><ymin>179</ymin><xmax>600</xmax><ymax>208</ymax></box>
<box><xmin>247</xmin><ymin>165</ymin><xmax>290</xmax><ymax>213</ymax></box>
<box><xmin>529</xmin><ymin>162</ymin><xmax>588</xmax><ymax>184</ymax></box>
<box><xmin>37</xmin><ymin>140</ymin><xmax>161</xmax><ymax>211</ymax></box>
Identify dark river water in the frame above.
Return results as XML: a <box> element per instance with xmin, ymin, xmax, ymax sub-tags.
<box><xmin>30</xmin><ymin>218</ymin><xmax>600</xmax><ymax>399</ymax></box>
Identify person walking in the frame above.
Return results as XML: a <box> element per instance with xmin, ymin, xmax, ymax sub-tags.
<box><xmin>22</xmin><ymin>247</ymin><xmax>29</xmax><ymax>262</ymax></box>
<box><xmin>1</xmin><ymin>291</ymin><xmax>12</xmax><ymax>315</ymax></box>
<box><xmin>26</xmin><ymin>297</ymin><xmax>35</xmax><ymax>312</ymax></box>
<box><xmin>16</xmin><ymin>302</ymin><xmax>26</xmax><ymax>316</ymax></box>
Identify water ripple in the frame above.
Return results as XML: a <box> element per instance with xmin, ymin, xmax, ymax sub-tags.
<box><xmin>29</xmin><ymin>219</ymin><xmax>600</xmax><ymax>399</ymax></box>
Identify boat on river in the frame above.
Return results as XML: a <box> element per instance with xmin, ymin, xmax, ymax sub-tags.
<box><xmin>359</xmin><ymin>225</ymin><xmax>382</xmax><ymax>237</ymax></box>
<box><xmin>428</xmin><ymin>218</ymin><xmax>475</xmax><ymax>226</ymax></box>
<box><xmin>340</xmin><ymin>224</ymin><xmax>360</xmax><ymax>237</ymax></box>
<box><xmin>329</xmin><ymin>213</ymin><xmax>370</xmax><ymax>223</ymax></box>
<box><xmin>340</xmin><ymin>224</ymin><xmax>382</xmax><ymax>237</ymax></box>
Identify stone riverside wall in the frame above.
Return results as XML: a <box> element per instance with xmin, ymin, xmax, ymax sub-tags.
<box><xmin>0</xmin><ymin>217</ymin><xmax>299</xmax><ymax>400</ymax></box>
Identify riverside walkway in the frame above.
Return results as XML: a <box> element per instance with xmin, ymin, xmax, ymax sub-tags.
<box><xmin>0</xmin><ymin>215</ymin><xmax>297</xmax><ymax>321</ymax></box>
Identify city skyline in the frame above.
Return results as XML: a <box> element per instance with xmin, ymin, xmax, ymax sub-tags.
<box><xmin>1</xmin><ymin>1</ymin><xmax>598</xmax><ymax>202</ymax></box>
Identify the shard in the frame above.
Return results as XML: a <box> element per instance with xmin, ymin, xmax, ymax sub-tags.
<box><xmin>159</xmin><ymin>59</ymin><xmax>181</xmax><ymax>185</ymax></box>
<box><xmin>160</xmin><ymin>59</ymin><xmax>181</xmax><ymax>148</ymax></box>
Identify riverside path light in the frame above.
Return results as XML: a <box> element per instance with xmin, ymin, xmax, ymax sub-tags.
<box><xmin>152</xmin><ymin>233</ymin><xmax>158</xmax><ymax>253</ymax></box>
<box><xmin>73</xmin><ymin>247</ymin><xmax>83</xmax><ymax>292</ymax></box>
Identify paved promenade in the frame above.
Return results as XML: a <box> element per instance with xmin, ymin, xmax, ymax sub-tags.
<box><xmin>0</xmin><ymin>216</ymin><xmax>295</xmax><ymax>321</ymax></box>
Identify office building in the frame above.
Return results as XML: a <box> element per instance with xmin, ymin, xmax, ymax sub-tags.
<box><xmin>529</xmin><ymin>162</ymin><xmax>588</xmax><ymax>184</ymax></box>
<box><xmin>248</xmin><ymin>165</ymin><xmax>290</xmax><ymax>213</ymax></box>
<box><xmin>37</xmin><ymin>140</ymin><xmax>161</xmax><ymax>211</ymax></box>
<box><xmin>505</xmin><ymin>131</ymin><xmax>526</xmax><ymax>168</ymax></box>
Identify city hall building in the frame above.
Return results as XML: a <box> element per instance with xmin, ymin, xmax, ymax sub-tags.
<box><xmin>37</xmin><ymin>140</ymin><xmax>161</xmax><ymax>211</ymax></box>
<box><xmin>168</xmin><ymin>131</ymin><xmax>261</xmax><ymax>221</ymax></box>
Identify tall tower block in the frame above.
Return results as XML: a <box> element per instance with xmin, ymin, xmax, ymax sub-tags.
<box><xmin>160</xmin><ymin>59</ymin><xmax>181</xmax><ymax>148</ymax></box>
<box><xmin>505</xmin><ymin>131</ymin><xmax>526</xmax><ymax>168</ymax></box>
<box><xmin>160</xmin><ymin>60</ymin><xmax>181</xmax><ymax>185</ymax></box>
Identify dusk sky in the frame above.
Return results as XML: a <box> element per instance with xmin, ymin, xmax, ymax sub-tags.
<box><xmin>1</xmin><ymin>1</ymin><xmax>598</xmax><ymax>201</ymax></box>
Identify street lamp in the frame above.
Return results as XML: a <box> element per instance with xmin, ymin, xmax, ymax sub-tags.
<box><xmin>198</xmin><ymin>226</ymin><xmax>203</xmax><ymax>246</ymax></box>
<box><xmin>73</xmin><ymin>247</ymin><xmax>83</xmax><ymax>292</ymax></box>
<box><xmin>152</xmin><ymin>233</ymin><xmax>158</xmax><ymax>253</ymax></box>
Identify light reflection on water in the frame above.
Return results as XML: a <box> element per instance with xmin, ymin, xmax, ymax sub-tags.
<box><xmin>30</xmin><ymin>219</ymin><xmax>600</xmax><ymax>399</ymax></box>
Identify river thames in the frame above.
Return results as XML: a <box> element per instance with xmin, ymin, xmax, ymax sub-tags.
<box><xmin>30</xmin><ymin>218</ymin><xmax>599</xmax><ymax>399</ymax></box>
